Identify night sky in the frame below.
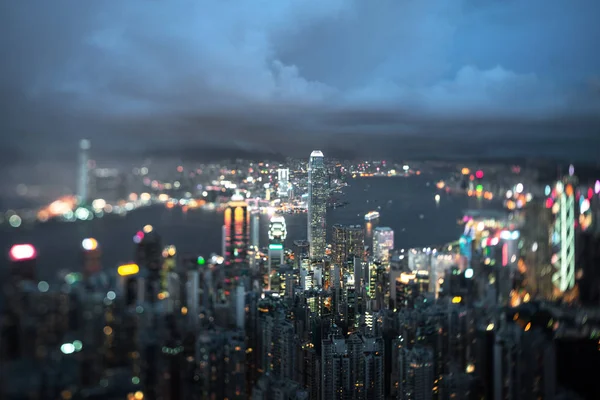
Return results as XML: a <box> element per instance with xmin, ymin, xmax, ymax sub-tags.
<box><xmin>1</xmin><ymin>0</ymin><xmax>600</xmax><ymax>170</ymax></box>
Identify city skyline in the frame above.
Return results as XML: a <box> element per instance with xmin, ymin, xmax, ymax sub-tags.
<box><xmin>1</xmin><ymin>0</ymin><xmax>600</xmax><ymax>171</ymax></box>
<box><xmin>3</xmin><ymin>2</ymin><xmax>600</xmax><ymax>399</ymax></box>
<box><xmin>2</xmin><ymin>151</ymin><xmax>600</xmax><ymax>399</ymax></box>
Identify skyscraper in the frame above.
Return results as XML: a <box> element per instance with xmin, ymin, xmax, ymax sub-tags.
<box><xmin>399</xmin><ymin>346</ymin><xmax>434</xmax><ymax>400</ymax></box>
<box><xmin>224</xmin><ymin>194</ymin><xmax>250</xmax><ymax>266</ymax></box>
<box><xmin>550</xmin><ymin>179</ymin><xmax>576</xmax><ymax>294</ymax></box>
<box><xmin>373</xmin><ymin>227</ymin><xmax>394</xmax><ymax>263</ymax></box>
<box><xmin>521</xmin><ymin>202</ymin><xmax>554</xmax><ymax>299</ymax></box>
<box><xmin>249</xmin><ymin>209</ymin><xmax>261</xmax><ymax>269</ymax></box>
<box><xmin>308</xmin><ymin>150</ymin><xmax>327</xmax><ymax>260</ymax></box>
<box><xmin>78</xmin><ymin>139</ymin><xmax>90</xmax><ymax>204</ymax></box>
<box><xmin>268</xmin><ymin>215</ymin><xmax>287</xmax><ymax>290</ymax></box>
<box><xmin>332</xmin><ymin>224</ymin><xmax>365</xmax><ymax>268</ymax></box>
<box><xmin>250</xmin><ymin>209</ymin><xmax>260</xmax><ymax>250</ymax></box>
<box><xmin>277</xmin><ymin>168</ymin><xmax>291</xmax><ymax>197</ymax></box>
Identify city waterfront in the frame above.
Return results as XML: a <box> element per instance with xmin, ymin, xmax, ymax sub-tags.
<box><xmin>1</xmin><ymin>175</ymin><xmax>479</xmax><ymax>281</ymax></box>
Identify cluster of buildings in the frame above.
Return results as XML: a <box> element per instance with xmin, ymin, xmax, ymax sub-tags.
<box><xmin>2</xmin><ymin>150</ymin><xmax>600</xmax><ymax>400</ymax></box>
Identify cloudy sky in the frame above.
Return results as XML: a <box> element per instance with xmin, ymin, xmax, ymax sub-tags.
<box><xmin>2</xmin><ymin>0</ymin><xmax>600</xmax><ymax>166</ymax></box>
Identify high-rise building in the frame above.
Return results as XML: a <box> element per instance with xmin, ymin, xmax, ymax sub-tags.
<box><xmin>493</xmin><ymin>317</ymin><xmax>556</xmax><ymax>400</ymax></box>
<box><xmin>332</xmin><ymin>224</ymin><xmax>365</xmax><ymax>268</ymax></box>
<box><xmin>268</xmin><ymin>215</ymin><xmax>287</xmax><ymax>290</ymax></box>
<box><xmin>250</xmin><ymin>209</ymin><xmax>260</xmax><ymax>250</ymax></box>
<box><xmin>521</xmin><ymin>201</ymin><xmax>554</xmax><ymax>299</ymax></box>
<box><xmin>249</xmin><ymin>209</ymin><xmax>261</xmax><ymax>269</ymax></box>
<box><xmin>77</xmin><ymin>139</ymin><xmax>91</xmax><ymax>204</ymax></box>
<box><xmin>550</xmin><ymin>179</ymin><xmax>576</xmax><ymax>295</ymax></box>
<box><xmin>373</xmin><ymin>227</ymin><xmax>394</xmax><ymax>263</ymax></box>
<box><xmin>134</xmin><ymin>229</ymin><xmax>163</xmax><ymax>308</ymax></box>
<box><xmin>195</xmin><ymin>330</ymin><xmax>246</xmax><ymax>399</ymax></box>
<box><xmin>321</xmin><ymin>332</ymin><xmax>385</xmax><ymax>399</ymax></box>
<box><xmin>577</xmin><ymin>231</ymin><xmax>600</xmax><ymax>305</ymax></box>
<box><xmin>308</xmin><ymin>150</ymin><xmax>327</xmax><ymax>260</ymax></box>
<box><xmin>294</xmin><ymin>240</ymin><xmax>311</xmax><ymax>290</ymax></box>
<box><xmin>398</xmin><ymin>346</ymin><xmax>434</xmax><ymax>400</ymax></box>
<box><xmin>269</xmin><ymin>215</ymin><xmax>287</xmax><ymax>244</ymax></box>
<box><xmin>224</xmin><ymin>194</ymin><xmax>250</xmax><ymax>266</ymax></box>
<box><xmin>186</xmin><ymin>268</ymin><xmax>199</xmax><ymax>328</ymax></box>
<box><xmin>294</xmin><ymin>239</ymin><xmax>310</xmax><ymax>269</ymax></box>
<box><xmin>277</xmin><ymin>168</ymin><xmax>291</xmax><ymax>197</ymax></box>
<box><xmin>235</xmin><ymin>283</ymin><xmax>245</xmax><ymax>330</ymax></box>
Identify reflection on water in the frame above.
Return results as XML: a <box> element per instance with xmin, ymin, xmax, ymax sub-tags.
<box><xmin>365</xmin><ymin>221</ymin><xmax>373</xmax><ymax>247</ymax></box>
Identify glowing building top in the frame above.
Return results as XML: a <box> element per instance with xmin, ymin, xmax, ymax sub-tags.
<box><xmin>230</xmin><ymin>193</ymin><xmax>245</xmax><ymax>203</ymax></box>
<box><xmin>310</xmin><ymin>150</ymin><xmax>324</xmax><ymax>158</ymax></box>
<box><xmin>268</xmin><ymin>215</ymin><xmax>287</xmax><ymax>242</ymax></box>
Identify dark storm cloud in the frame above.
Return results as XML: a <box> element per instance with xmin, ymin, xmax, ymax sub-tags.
<box><xmin>1</xmin><ymin>0</ymin><xmax>599</xmax><ymax>165</ymax></box>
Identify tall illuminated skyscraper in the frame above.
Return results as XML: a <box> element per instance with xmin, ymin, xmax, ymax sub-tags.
<box><xmin>224</xmin><ymin>194</ymin><xmax>249</xmax><ymax>266</ymax></box>
<box><xmin>78</xmin><ymin>139</ymin><xmax>91</xmax><ymax>204</ymax></box>
<box><xmin>551</xmin><ymin>178</ymin><xmax>576</xmax><ymax>294</ymax></box>
<box><xmin>308</xmin><ymin>150</ymin><xmax>327</xmax><ymax>260</ymax></box>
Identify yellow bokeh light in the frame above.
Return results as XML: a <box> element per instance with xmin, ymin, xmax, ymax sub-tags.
<box><xmin>118</xmin><ymin>264</ymin><xmax>140</xmax><ymax>276</ymax></box>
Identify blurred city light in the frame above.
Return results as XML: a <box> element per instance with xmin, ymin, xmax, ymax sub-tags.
<box><xmin>60</xmin><ymin>343</ymin><xmax>75</xmax><ymax>355</ymax></box>
<box><xmin>81</xmin><ymin>238</ymin><xmax>98</xmax><ymax>251</ymax></box>
<box><xmin>118</xmin><ymin>263</ymin><xmax>140</xmax><ymax>276</ymax></box>
<box><xmin>9</xmin><ymin>244</ymin><xmax>37</xmax><ymax>261</ymax></box>
<box><xmin>8</xmin><ymin>214</ymin><xmax>22</xmax><ymax>228</ymax></box>
<box><xmin>133</xmin><ymin>231</ymin><xmax>144</xmax><ymax>244</ymax></box>
<box><xmin>92</xmin><ymin>199</ymin><xmax>106</xmax><ymax>210</ymax></box>
<box><xmin>581</xmin><ymin>199</ymin><xmax>590</xmax><ymax>214</ymax></box>
<box><xmin>75</xmin><ymin>207</ymin><xmax>91</xmax><ymax>220</ymax></box>
<box><xmin>37</xmin><ymin>281</ymin><xmax>49</xmax><ymax>292</ymax></box>
<box><xmin>515</xmin><ymin>183</ymin><xmax>524</xmax><ymax>193</ymax></box>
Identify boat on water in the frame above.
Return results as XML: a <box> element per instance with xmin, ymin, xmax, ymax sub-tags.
<box><xmin>364</xmin><ymin>211</ymin><xmax>380</xmax><ymax>221</ymax></box>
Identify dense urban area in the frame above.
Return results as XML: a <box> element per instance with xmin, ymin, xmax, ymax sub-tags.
<box><xmin>2</xmin><ymin>140</ymin><xmax>600</xmax><ymax>399</ymax></box>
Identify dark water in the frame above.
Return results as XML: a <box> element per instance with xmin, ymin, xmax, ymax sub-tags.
<box><xmin>0</xmin><ymin>176</ymin><xmax>478</xmax><ymax>281</ymax></box>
